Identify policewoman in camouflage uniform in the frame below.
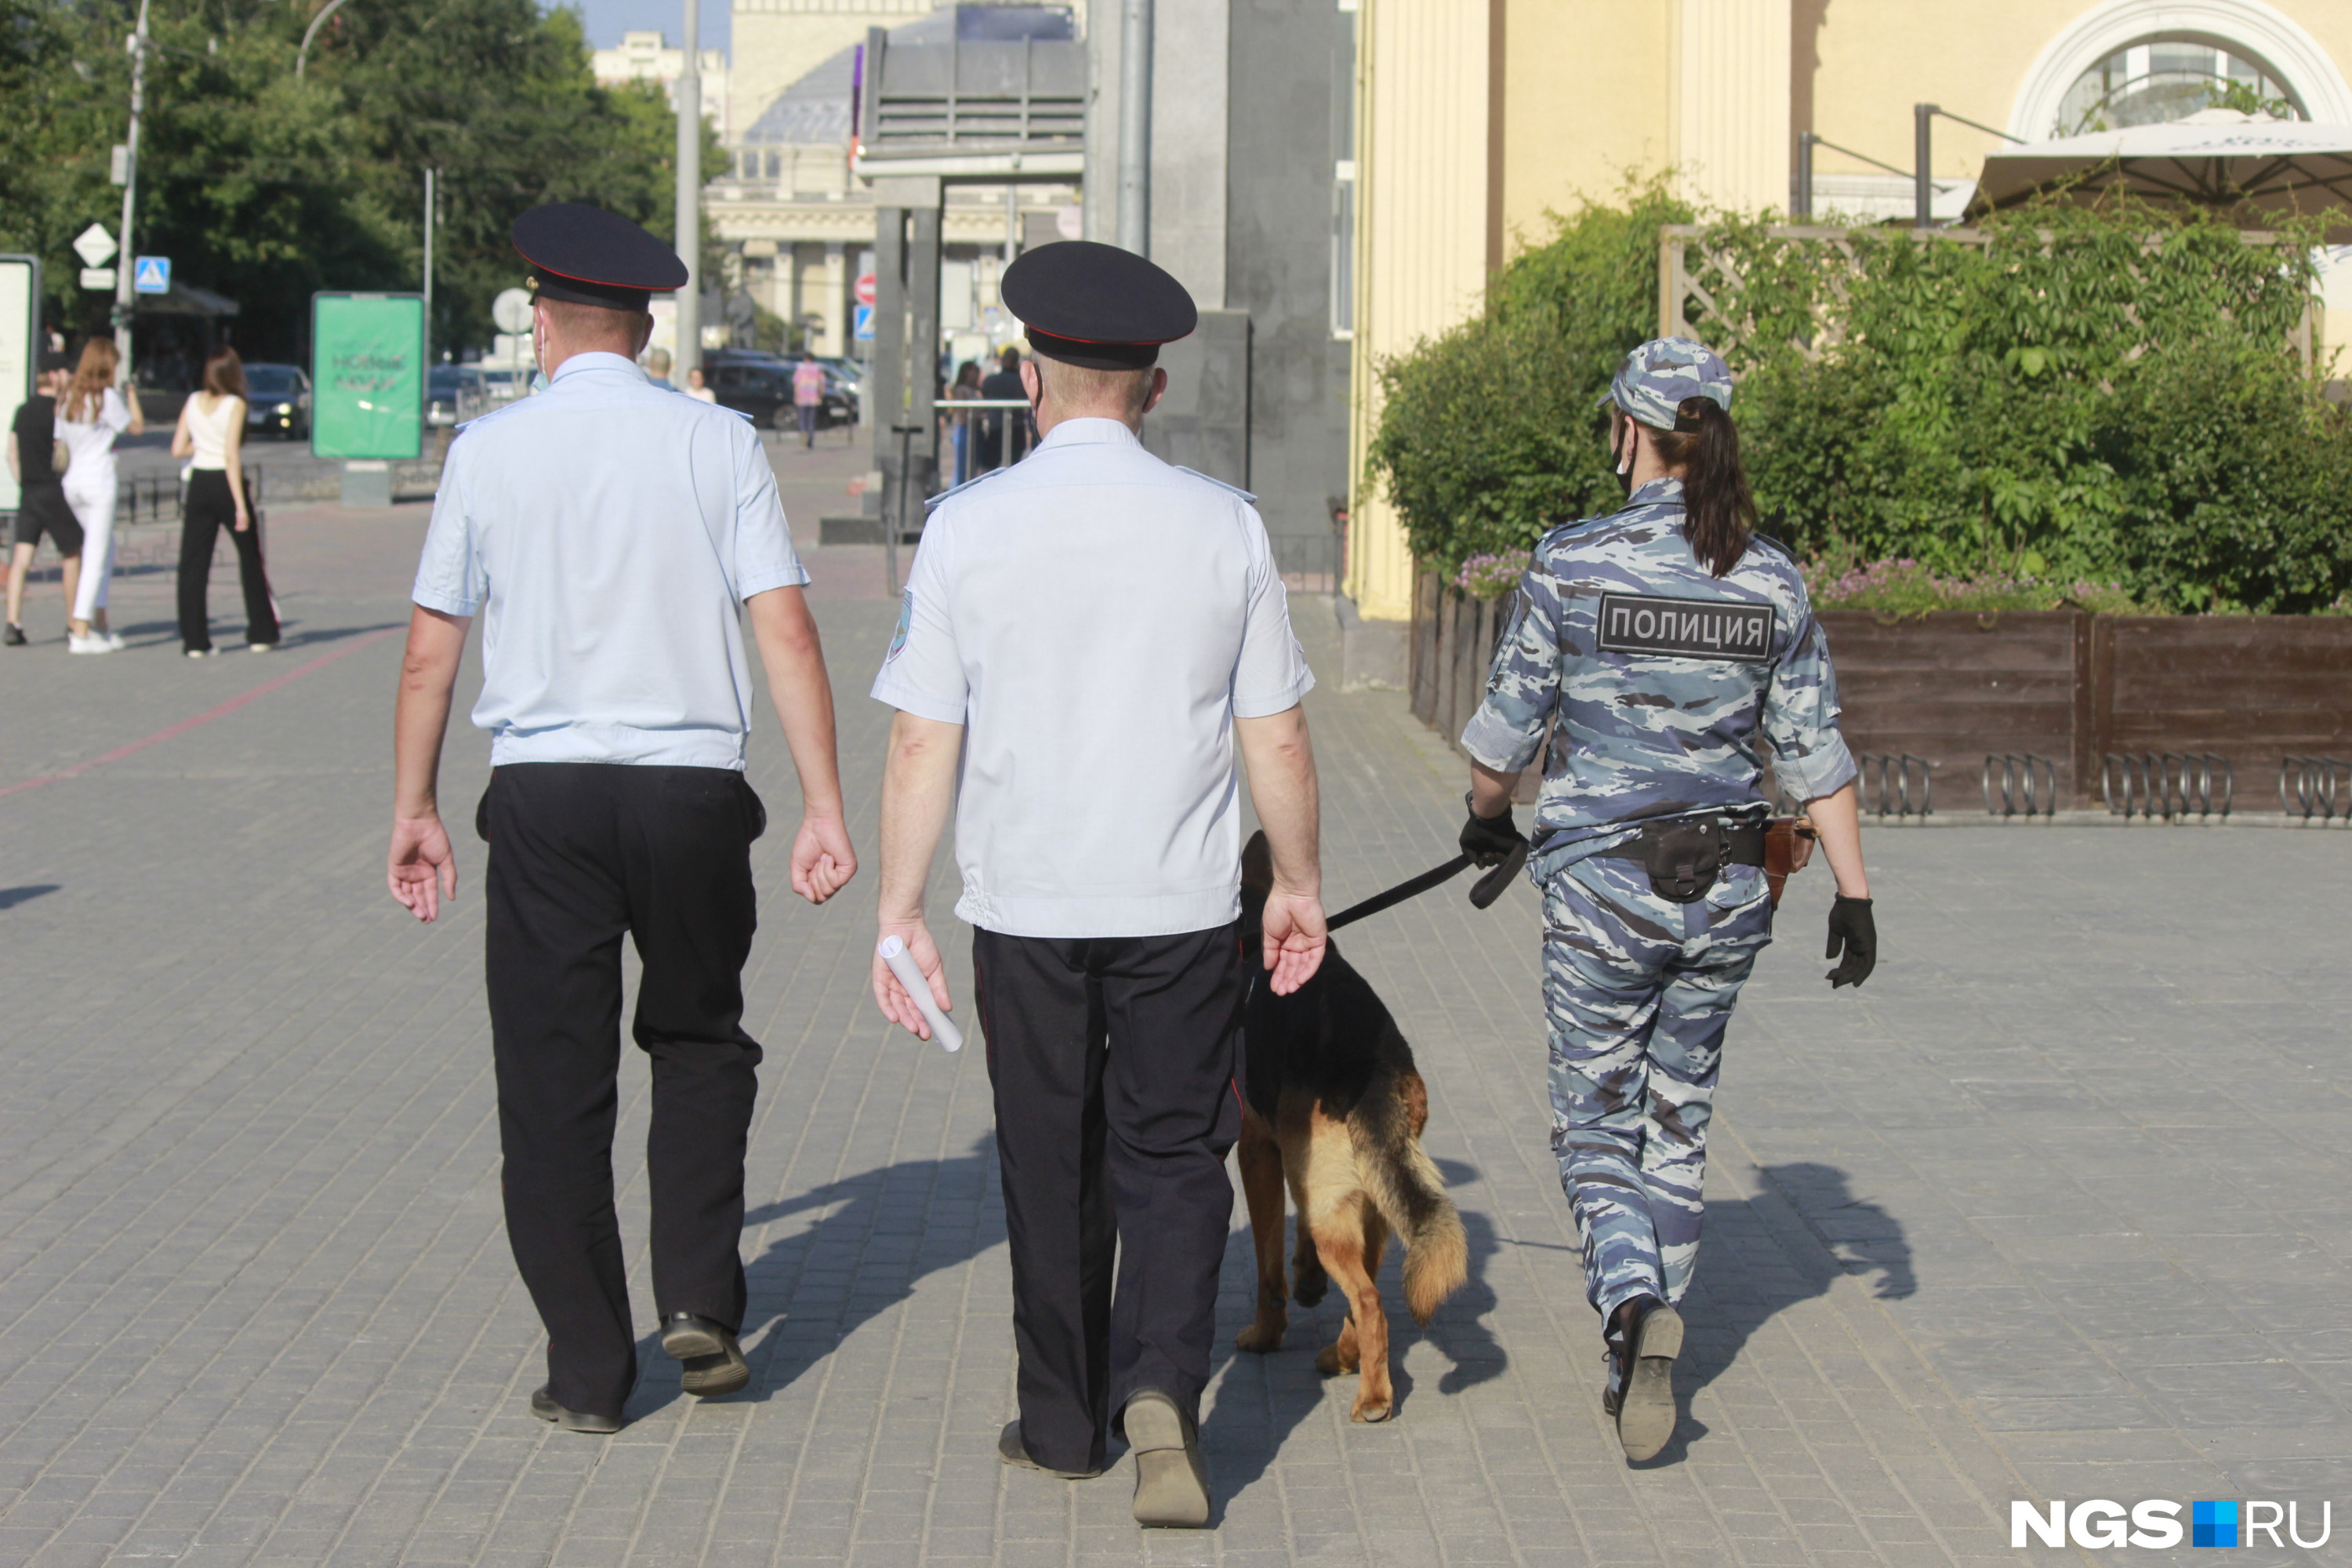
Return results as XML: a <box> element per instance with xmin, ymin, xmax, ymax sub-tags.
<box><xmin>1455</xmin><ymin>338</ymin><xmax>1877</xmax><ymax>1462</ymax></box>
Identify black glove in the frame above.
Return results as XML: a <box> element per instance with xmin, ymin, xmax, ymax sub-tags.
<box><xmin>1460</xmin><ymin>792</ymin><xmax>1526</xmax><ymax>869</ymax></box>
<box><xmin>1824</xmin><ymin>895</ymin><xmax>1876</xmax><ymax>989</ymax></box>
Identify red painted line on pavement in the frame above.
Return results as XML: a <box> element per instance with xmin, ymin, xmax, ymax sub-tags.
<box><xmin>0</xmin><ymin>626</ymin><xmax>405</xmax><ymax>801</ymax></box>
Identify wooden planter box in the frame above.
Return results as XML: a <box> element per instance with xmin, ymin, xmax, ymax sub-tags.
<box><xmin>1410</xmin><ymin>573</ymin><xmax>2352</xmax><ymax>811</ymax></box>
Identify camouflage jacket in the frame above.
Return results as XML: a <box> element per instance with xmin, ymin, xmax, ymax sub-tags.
<box><xmin>1458</xmin><ymin>477</ymin><xmax>1857</xmax><ymax>879</ymax></box>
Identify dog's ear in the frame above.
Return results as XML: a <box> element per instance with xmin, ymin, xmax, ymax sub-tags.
<box><xmin>1240</xmin><ymin>829</ymin><xmax>1273</xmax><ymax>896</ymax></box>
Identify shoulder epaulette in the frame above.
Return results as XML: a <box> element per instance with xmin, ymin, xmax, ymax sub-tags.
<box><xmin>924</xmin><ymin>466</ymin><xmax>1007</xmax><ymax>511</ymax></box>
<box><xmin>1748</xmin><ymin>532</ymin><xmax>1794</xmax><ymax>561</ymax></box>
<box><xmin>1173</xmin><ymin>466</ymin><xmax>1257</xmax><ymax>504</ymax></box>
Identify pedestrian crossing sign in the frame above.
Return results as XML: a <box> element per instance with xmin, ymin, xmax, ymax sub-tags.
<box><xmin>133</xmin><ymin>256</ymin><xmax>170</xmax><ymax>295</ymax></box>
<box><xmin>853</xmin><ymin>303</ymin><xmax>874</xmax><ymax>341</ymax></box>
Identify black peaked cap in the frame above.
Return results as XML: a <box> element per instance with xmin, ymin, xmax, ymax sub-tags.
<box><xmin>511</xmin><ymin>202</ymin><xmax>688</xmax><ymax>310</ymax></box>
<box><xmin>1000</xmin><ymin>240</ymin><xmax>1197</xmax><ymax>370</ymax></box>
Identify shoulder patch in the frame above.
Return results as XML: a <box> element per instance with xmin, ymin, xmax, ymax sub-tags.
<box><xmin>924</xmin><ymin>467</ymin><xmax>1007</xmax><ymax>511</ymax></box>
<box><xmin>1173</xmin><ymin>466</ymin><xmax>1257</xmax><ymax>504</ymax></box>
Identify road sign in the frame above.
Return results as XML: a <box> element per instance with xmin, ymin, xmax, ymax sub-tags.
<box><xmin>311</xmin><ymin>292</ymin><xmax>425</xmax><ymax>462</ymax></box>
<box><xmin>852</xmin><ymin>303</ymin><xmax>875</xmax><ymax>341</ymax></box>
<box><xmin>73</xmin><ymin>224</ymin><xmax>116</xmax><ymax>268</ymax></box>
<box><xmin>80</xmin><ymin>268</ymin><xmax>115</xmax><ymax>292</ymax></box>
<box><xmin>853</xmin><ymin>272</ymin><xmax>877</xmax><ymax>307</ymax></box>
<box><xmin>491</xmin><ymin>287</ymin><xmax>533</xmax><ymax>335</ymax></box>
<box><xmin>132</xmin><ymin>256</ymin><xmax>169</xmax><ymax>295</ymax></box>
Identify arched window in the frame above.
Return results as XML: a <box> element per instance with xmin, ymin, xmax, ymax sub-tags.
<box><xmin>2054</xmin><ymin>36</ymin><xmax>2303</xmax><ymax>135</ymax></box>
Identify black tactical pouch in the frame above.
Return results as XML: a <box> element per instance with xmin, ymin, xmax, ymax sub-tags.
<box><xmin>1638</xmin><ymin>818</ymin><xmax>1730</xmax><ymax>903</ymax></box>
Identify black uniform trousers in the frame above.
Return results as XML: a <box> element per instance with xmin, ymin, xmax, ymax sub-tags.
<box><xmin>972</xmin><ymin>923</ymin><xmax>1246</xmax><ymax>1475</ymax></box>
<box><xmin>481</xmin><ymin>762</ymin><xmax>767</xmax><ymax>1419</ymax></box>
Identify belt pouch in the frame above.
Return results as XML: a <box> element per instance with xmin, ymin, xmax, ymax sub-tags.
<box><xmin>1641</xmin><ymin>819</ymin><xmax>1727</xmax><ymax>904</ymax></box>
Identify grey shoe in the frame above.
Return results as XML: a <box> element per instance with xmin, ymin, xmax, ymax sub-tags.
<box><xmin>1123</xmin><ymin>1389</ymin><xmax>1210</xmax><ymax>1527</ymax></box>
<box><xmin>996</xmin><ymin>1421</ymin><xmax>1102</xmax><ymax>1479</ymax></box>
<box><xmin>530</xmin><ymin>1385</ymin><xmax>622</xmax><ymax>1435</ymax></box>
<box><xmin>1614</xmin><ymin>1301</ymin><xmax>1682</xmax><ymax>1462</ymax></box>
<box><xmin>661</xmin><ymin>1312</ymin><xmax>750</xmax><ymax>1397</ymax></box>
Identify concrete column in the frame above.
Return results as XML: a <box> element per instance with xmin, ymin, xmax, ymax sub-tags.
<box><xmin>821</xmin><ymin>242</ymin><xmax>845</xmax><ymax>356</ymax></box>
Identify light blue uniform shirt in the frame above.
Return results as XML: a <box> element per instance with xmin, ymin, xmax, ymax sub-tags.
<box><xmin>412</xmin><ymin>351</ymin><xmax>809</xmax><ymax>771</ymax></box>
<box><xmin>872</xmin><ymin>417</ymin><xmax>1315</xmax><ymax>938</ymax></box>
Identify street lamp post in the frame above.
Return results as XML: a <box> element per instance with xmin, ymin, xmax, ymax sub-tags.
<box><xmin>112</xmin><ymin>0</ymin><xmax>151</xmax><ymax>387</ymax></box>
<box><xmin>673</xmin><ymin>0</ymin><xmax>702</xmax><ymax>379</ymax></box>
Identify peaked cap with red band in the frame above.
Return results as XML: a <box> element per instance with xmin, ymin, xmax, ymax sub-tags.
<box><xmin>1000</xmin><ymin>240</ymin><xmax>1197</xmax><ymax>371</ymax></box>
<box><xmin>511</xmin><ymin>202</ymin><xmax>688</xmax><ymax>311</ymax></box>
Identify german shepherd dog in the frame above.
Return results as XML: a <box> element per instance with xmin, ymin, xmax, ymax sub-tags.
<box><xmin>1234</xmin><ymin>832</ymin><xmax>1469</xmax><ymax>1421</ymax></box>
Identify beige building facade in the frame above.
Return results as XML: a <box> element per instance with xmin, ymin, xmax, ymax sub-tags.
<box><xmin>1347</xmin><ymin>0</ymin><xmax>2352</xmax><ymax>619</ymax></box>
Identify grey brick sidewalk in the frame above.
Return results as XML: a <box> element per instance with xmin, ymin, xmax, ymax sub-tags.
<box><xmin>1</xmin><ymin>531</ymin><xmax>2347</xmax><ymax>1566</ymax></box>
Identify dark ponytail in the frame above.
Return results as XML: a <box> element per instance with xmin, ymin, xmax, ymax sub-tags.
<box><xmin>1651</xmin><ymin>396</ymin><xmax>1755</xmax><ymax>577</ymax></box>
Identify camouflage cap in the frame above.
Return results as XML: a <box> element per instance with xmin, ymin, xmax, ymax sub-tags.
<box><xmin>1599</xmin><ymin>336</ymin><xmax>1733</xmax><ymax>430</ymax></box>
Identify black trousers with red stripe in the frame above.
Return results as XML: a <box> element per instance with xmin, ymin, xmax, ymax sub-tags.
<box><xmin>972</xmin><ymin>922</ymin><xmax>1246</xmax><ymax>1475</ymax></box>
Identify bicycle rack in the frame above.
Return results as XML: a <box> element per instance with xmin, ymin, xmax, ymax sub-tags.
<box><xmin>2280</xmin><ymin>756</ymin><xmax>2352</xmax><ymax>822</ymax></box>
<box><xmin>1983</xmin><ymin>753</ymin><xmax>2060</xmax><ymax>818</ymax></box>
<box><xmin>2103</xmin><ymin>752</ymin><xmax>2231</xmax><ymax>821</ymax></box>
<box><xmin>1859</xmin><ymin>753</ymin><xmax>1932</xmax><ymax>818</ymax></box>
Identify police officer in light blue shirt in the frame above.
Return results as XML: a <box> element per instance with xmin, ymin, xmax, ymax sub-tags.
<box><xmin>868</xmin><ymin>241</ymin><xmax>1326</xmax><ymax>1526</ymax></box>
<box><xmin>1456</xmin><ymin>338</ymin><xmax>1878</xmax><ymax>1463</ymax></box>
<box><xmin>387</xmin><ymin>204</ymin><xmax>857</xmax><ymax>1436</ymax></box>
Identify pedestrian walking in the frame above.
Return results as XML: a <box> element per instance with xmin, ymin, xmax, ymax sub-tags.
<box><xmin>5</xmin><ymin>352</ymin><xmax>81</xmax><ymax>647</ymax></box>
<box><xmin>55</xmin><ymin>339</ymin><xmax>144</xmax><ymax>654</ymax></box>
<box><xmin>386</xmin><ymin>203</ymin><xmax>858</xmax><ymax>1435</ymax></box>
<box><xmin>944</xmin><ymin>361</ymin><xmax>981</xmax><ymax>484</ymax></box>
<box><xmin>172</xmin><ymin>347</ymin><xmax>278</xmax><ymax>656</ymax></box>
<box><xmin>791</xmin><ymin>356</ymin><xmax>825</xmax><ymax>448</ymax></box>
<box><xmin>869</xmin><ymin>240</ymin><xmax>1324</xmax><ymax>1526</ymax></box>
<box><xmin>1454</xmin><ymin>337</ymin><xmax>1876</xmax><ymax>1464</ymax></box>
<box><xmin>684</xmin><ymin>365</ymin><xmax>719</xmax><ymax>405</ymax></box>
<box><xmin>975</xmin><ymin>345</ymin><xmax>1029</xmax><ymax>470</ymax></box>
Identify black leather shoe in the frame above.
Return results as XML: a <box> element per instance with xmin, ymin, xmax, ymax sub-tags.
<box><xmin>996</xmin><ymin>1421</ymin><xmax>1103</xmax><ymax>1479</ymax></box>
<box><xmin>661</xmin><ymin>1312</ymin><xmax>750</xmax><ymax>1397</ymax></box>
<box><xmin>1123</xmin><ymin>1389</ymin><xmax>1210</xmax><ymax>1527</ymax></box>
<box><xmin>2</xmin><ymin>623</ymin><xmax>24</xmax><ymax>647</ymax></box>
<box><xmin>530</xmin><ymin>1385</ymin><xmax>622</xmax><ymax>1434</ymax></box>
<box><xmin>1612</xmin><ymin>1298</ymin><xmax>1682</xmax><ymax>1462</ymax></box>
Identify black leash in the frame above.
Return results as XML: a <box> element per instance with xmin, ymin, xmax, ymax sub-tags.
<box><xmin>1325</xmin><ymin>841</ymin><xmax>1528</xmax><ymax>932</ymax></box>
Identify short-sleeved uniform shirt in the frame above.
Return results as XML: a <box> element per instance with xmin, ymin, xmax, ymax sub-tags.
<box><xmin>1459</xmin><ymin>476</ymin><xmax>1857</xmax><ymax>880</ymax></box>
<box><xmin>11</xmin><ymin>394</ymin><xmax>58</xmax><ymax>486</ymax></box>
<box><xmin>412</xmin><ymin>350</ymin><xmax>809</xmax><ymax>771</ymax></box>
<box><xmin>872</xmin><ymin>416</ymin><xmax>1315</xmax><ymax>938</ymax></box>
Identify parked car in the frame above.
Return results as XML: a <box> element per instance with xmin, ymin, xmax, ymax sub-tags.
<box><xmin>479</xmin><ymin>368</ymin><xmax>532</xmax><ymax>405</ymax></box>
<box><xmin>426</xmin><ymin>365</ymin><xmax>489</xmax><ymax>426</ymax></box>
<box><xmin>242</xmin><ymin>363</ymin><xmax>311</xmax><ymax>441</ymax></box>
<box><xmin>706</xmin><ymin>355</ymin><xmax>857</xmax><ymax>431</ymax></box>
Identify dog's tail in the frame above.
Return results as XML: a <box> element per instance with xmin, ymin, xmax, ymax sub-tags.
<box><xmin>1348</xmin><ymin>1065</ymin><xmax>1468</xmax><ymax>1326</ymax></box>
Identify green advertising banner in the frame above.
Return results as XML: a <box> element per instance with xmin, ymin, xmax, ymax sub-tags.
<box><xmin>310</xmin><ymin>292</ymin><xmax>423</xmax><ymax>460</ymax></box>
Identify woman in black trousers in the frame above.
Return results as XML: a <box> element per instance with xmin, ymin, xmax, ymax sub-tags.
<box><xmin>173</xmin><ymin>347</ymin><xmax>278</xmax><ymax>655</ymax></box>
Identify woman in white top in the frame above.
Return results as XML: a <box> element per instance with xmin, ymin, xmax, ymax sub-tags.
<box><xmin>171</xmin><ymin>347</ymin><xmax>278</xmax><ymax>655</ymax></box>
<box><xmin>56</xmin><ymin>338</ymin><xmax>145</xmax><ymax>653</ymax></box>
<box><xmin>684</xmin><ymin>365</ymin><xmax>719</xmax><ymax>404</ymax></box>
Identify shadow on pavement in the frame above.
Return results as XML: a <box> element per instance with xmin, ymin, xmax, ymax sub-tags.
<box><xmin>0</xmin><ymin>884</ymin><xmax>60</xmax><ymax>909</ymax></box>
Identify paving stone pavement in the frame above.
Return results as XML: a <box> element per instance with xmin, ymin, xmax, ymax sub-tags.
<box><xmin>1</xmin><ymin>498</ymin><xmax>2348</xmax><ymax>1567</ymax></box>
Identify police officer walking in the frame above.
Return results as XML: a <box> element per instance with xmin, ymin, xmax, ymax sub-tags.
<box><xmin>868</xmin><ymin>241</ymin><xmax>1325</xmax><ymax>1526</ymax></box>
<box><xmin>1454</xmin><ymin>338</ymin><xmax>1876</xmax><ymax>1463</ymax></box>
<box><xmin>387</xmin><ymin>204</ymin><xmax>857</xmax><ymax>1433</ymax></box>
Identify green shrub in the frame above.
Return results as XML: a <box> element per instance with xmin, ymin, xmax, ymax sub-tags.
<box><xmin>1809</xmin><ymin>558</ymin><xmax>2147</xmax><ymax>616</ymax></box>
<box><xmin>1369</xmin><ymin>184</ymin><xmax>2352</xmax><ymax>612</ymax></box>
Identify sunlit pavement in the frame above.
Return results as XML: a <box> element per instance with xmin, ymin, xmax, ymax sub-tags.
<box><xmin>1</xmin><ymin>452</ymin><xmax>2348</xmax><ymax>1566</ymax></box>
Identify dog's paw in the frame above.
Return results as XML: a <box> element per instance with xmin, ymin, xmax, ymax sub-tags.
<box><xmin>1291</xmin><ymin>1269</ymin><xmax>1329</xmax><ymax>1308</ymax></box>
<box><xmin>1236</xmin><ymin>1319</ymin><xmax>1286</xmax><ymax>1354</ymax></box>
<box><xmin>1349</xmin><ymin>1392</ymin><xmax>1393</xmax><ymax>1423</ymax></box>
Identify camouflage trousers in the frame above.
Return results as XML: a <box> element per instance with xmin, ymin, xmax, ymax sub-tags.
<box><xmin>1542</xmin><ymin>854</ymin><xmax>1774</xmax><ymax>1319</ymax></box>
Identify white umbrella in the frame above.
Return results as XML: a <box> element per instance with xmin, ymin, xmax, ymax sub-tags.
<box><xmin>1968</xmin><ymin>110</ymin><xmax>2352</xmax><ymax>239</ymax></box>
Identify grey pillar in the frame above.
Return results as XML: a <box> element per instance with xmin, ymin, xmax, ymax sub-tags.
<box><xmin>1914</xmin><ymin>103</ymin><xmax>1936</xmax><ymax>230</ymax></box>
<box><xmin>872</xmin><ymin>204</ymin><xmax>907</xmax><ymax>524</ymax></box>
<box><xmin>870</xmin><ymin>176</ymin><xmax>943</xmax><ymax>538</ymax></box>
<box><xmin>907</xmin><ymin>202</ymin><xmax>942</xmax><ymax>487</ymax></box>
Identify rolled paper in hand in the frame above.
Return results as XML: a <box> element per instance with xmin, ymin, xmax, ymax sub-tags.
<box><xmin>877</xmin><ymin>935</ymin><xmax>964</xmax><ymax>1053</ymax></box>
